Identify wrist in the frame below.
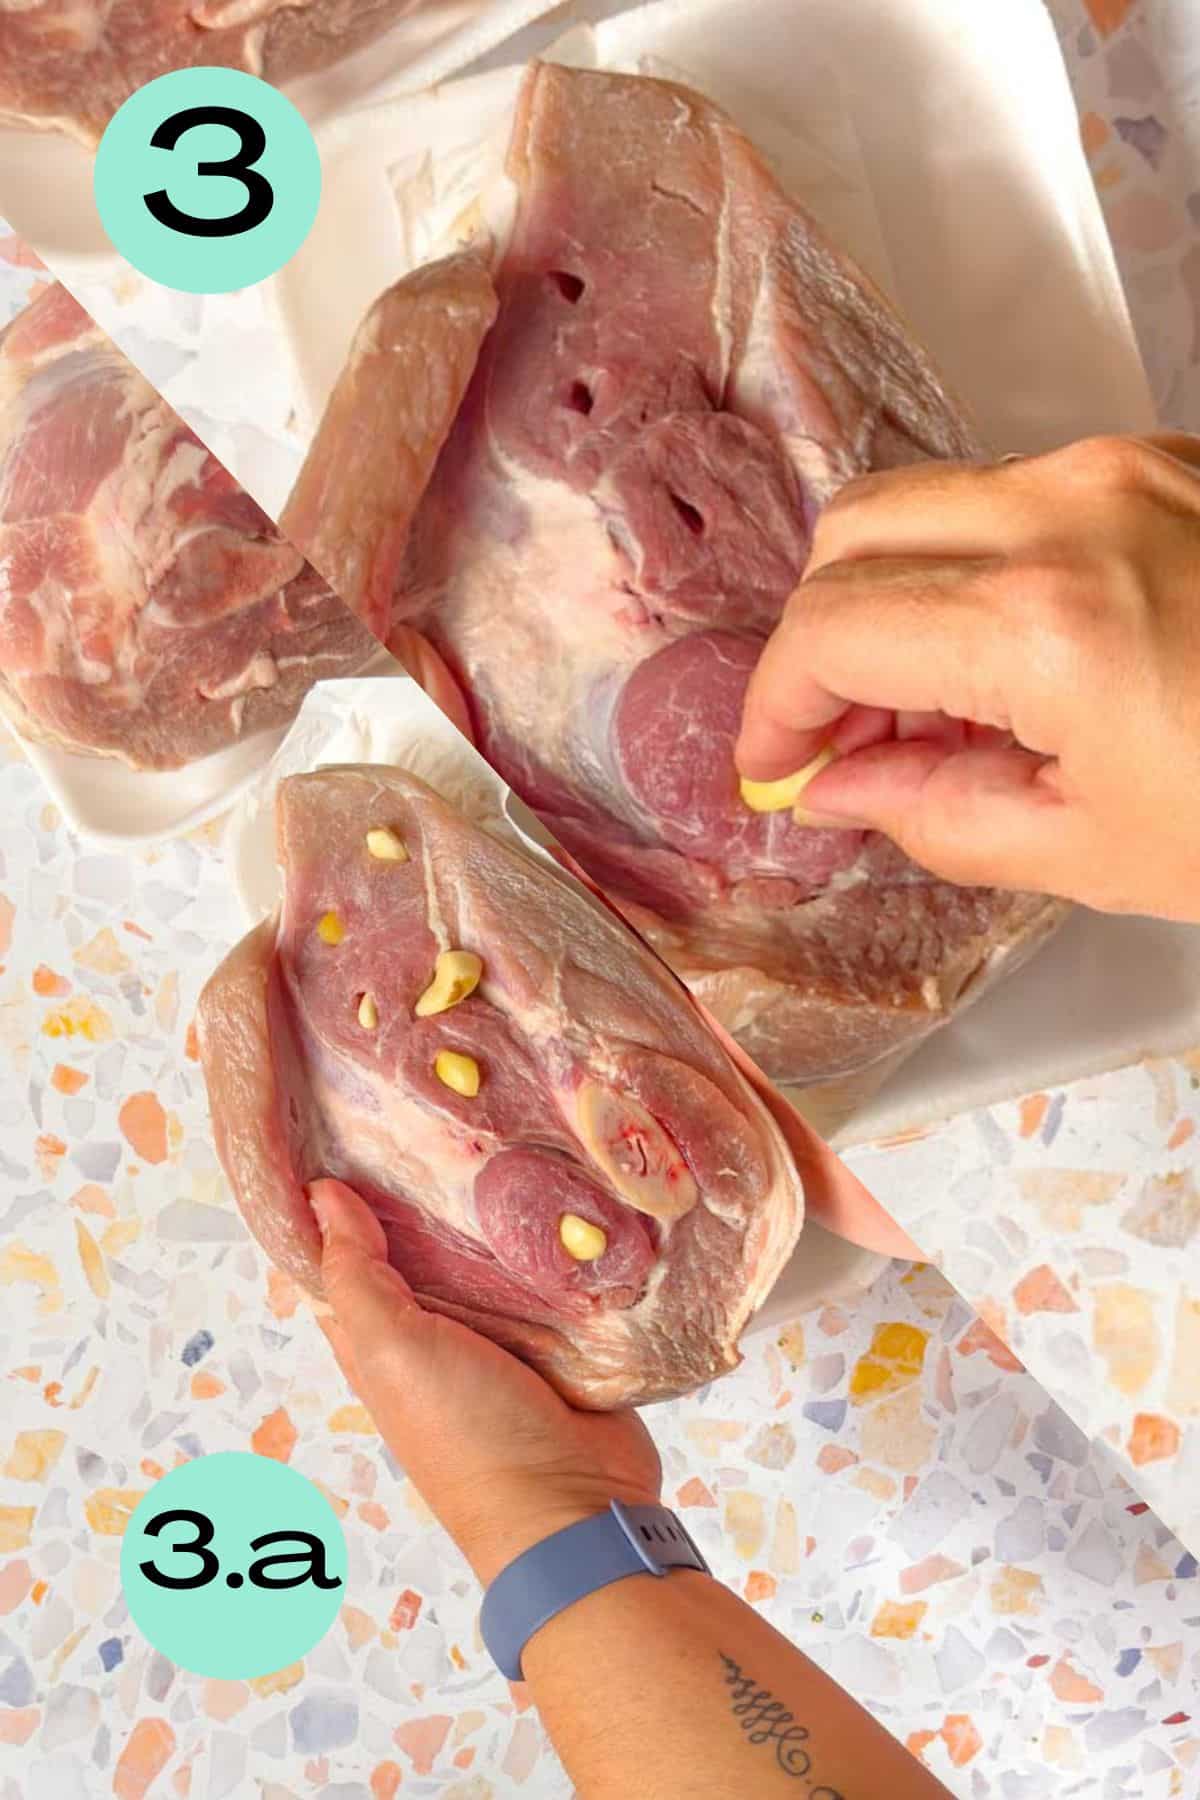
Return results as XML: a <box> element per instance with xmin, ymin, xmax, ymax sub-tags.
<box><xmin>444</xmin><ymin>1476</ymin><xmax>662</xmax><ymax>1588</ymax></box>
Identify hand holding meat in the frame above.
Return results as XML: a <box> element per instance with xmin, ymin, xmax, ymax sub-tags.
<box><xmin>737</xmin><ymin>435</ymin><xmax>1200</xmax><ymax>922</ymax></box>
<box><xmin>309</xmin><ymin>1177</ymin><xmax>662</xmax><ymax>1585</ymax></box>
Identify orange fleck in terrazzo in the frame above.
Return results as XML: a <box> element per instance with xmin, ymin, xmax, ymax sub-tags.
<box><xmin>266</xmin><ymin>1266</ymin><xmax>300</xmax><ymax>1318</ymax></box>
<box><xmin>32</xmin><ymin>964</ymin><xmax>69</xmax><ymax>997</ymax></box>
<box><xmin>1084</xmin><ymin>0</ymin><xmax>1133</xmax><ymax>37</ymax></box>
<box><xmin>941</xmin><ymin>1716</ymin><xmax>983</xmax><ymax>1767</ymax></box>
<box><xmin>329</xmin><ymin>1402</ymin><xmax>375</xmax><ymax>1433</ymax></box>
<box><xmin>389</xmin><ymin>1589</ymin><xmax>423</xmax><ymax>1631</ymax></box>
<box><xmin>1013</xmin><ymin>1264</ymin><xmax>1078</xmax><ymax>1315</ymax></box>
<box><xmin>118</xmin><ymin>1091</ymin><xmax>169</xmax><ymax>1163</ymax></box>
<box><xmin>251</xmin><ymin>1406</ymin><xmax>297</xmax><ymax>1463</ymax></box>
<box><xmin>871</xmin><ymin>1599</ymin><xmax>927</xmax><ymax>1639</ymax></box>
<box><xmin>850</xmin><ymin>1322</ymin><xmax>928</xmax><ymax>1401</ymax></box>
<box><xmin>0</xmin><ymin>1708</ymin><xmax>38</xmax><ymax>1746</ymax></box>
<box><xmin>1080</xmin><ymin>111</ymin><xmax>1110</xmax><ymax>156</ymax></box>
<box><xmin>113</xmin><ymin>1717</ymin><xmax>175</xmax><ymax>1800</ymax></box>
<box><xmin>1050</xmin><ymin>1656</ymin><xmax>1104</xmax><ymax>1704</ymax></box>
<box><xmin>957</xmin><ymin>1310</ymin><xmax>1024</xmax><ymax>1373</ymax></box>
<box><xmin>370</xmin><ymin>1762</ymin><xmax>403</xmax><ymax>1800</ymax></box>
<box><xmin>75</xmin><ymin>1218</ymin><xmax>109</xmax><ymax>1299</ymax></box>
<box><xmin>248</xmin><ymin>1662</ymin><xmax>305</xmax><ymax>1697</ymax></box>
<box><xmin>1129</xmin><ymin>1412</ymin><xmax>1182</xmax><ymax>1465</ymax></box>
<box><xmin>901</xmin><ymin>1555</ymin><xmax>965</xmax><ymax>1594</ymax></box>
<box><xmin>50</xmin><ymin>1062</ymin><xmax>88</xmax><ymax>1094</ymax></box>
<box><xmin>990</xmin><ymin>1567</ymin><xmax>1043</xmax><ymax>1615</ymax></box>
<box><xmin>394</xmin><ymin>1716</ymin><xmax>452</xmax><ymax>1777</ymax></box>
<box><xmin>4</xmin><ymin>1428</ymin><xmax>65</xmax><ymax>1481</ymax></box>
<box><xmin>42</xmin><ymin>995</ymin><xmax>113</xmax><ymax>1040</ymax></box>
<box><xmin>85</xmin><ymin>1488</ymin><xmax>144</xmax><ymax>1536</ymax></box>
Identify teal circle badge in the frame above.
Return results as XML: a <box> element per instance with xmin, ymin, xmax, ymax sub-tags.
<box><xmin>94</xmin><ymin>68</ymin><xmax>321</xmax><ymax>294</ymax></box>
<box><xmin>120</xmin><ymin>1451</ymin><xmax>347</xmax><ymax>1678</ymax></box>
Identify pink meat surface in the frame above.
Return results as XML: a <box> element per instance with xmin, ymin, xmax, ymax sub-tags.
<box><xmin>198</xmin><ymin>765</ymin><xmax>804</xmax><ymax>1406</ymax></box>
<box><xmin>0</xmin><ymin>284</ymin><xmax>376</xmax><ymax>769</ymax></box>
<box><xmin>290</xmin><ymin>63</ymin><xmax>1063</xmax><ymax>1085</ymax></box>
<box><xmin>0</xmin><ymin>0</ymin><xmax>422</xmax><ymax>142</ymax></box>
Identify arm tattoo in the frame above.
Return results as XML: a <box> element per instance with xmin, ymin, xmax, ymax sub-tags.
<box><xmin>719</xmin><ymin>1653</ymin><xmax>845</xmax><ymax>1795</ymax></box>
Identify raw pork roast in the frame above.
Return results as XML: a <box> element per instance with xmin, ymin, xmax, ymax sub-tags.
<box><xmin>198</xmin><ymin>765</ymin><xmax>804</xmax><ymax>1406</ymax></box>
<box><xmin>0</xmin><ymin>284</ymin><xmax>376</xmax><ymax>769</ymax></box>
<box><xmin>0</xmin><ymin>0</ymin><xmax>421</xmax><ymax>142</ymax></box>
<box><xmin>288</xmin><ymin>63</ymin><xmax>1065</xmax><ymax>1087</ymax></box>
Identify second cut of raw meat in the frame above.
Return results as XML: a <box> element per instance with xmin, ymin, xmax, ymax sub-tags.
<box><xmin>0</xmin><ymin>284</ymin><xmax>376</xmax><ymax>770</ymax></box>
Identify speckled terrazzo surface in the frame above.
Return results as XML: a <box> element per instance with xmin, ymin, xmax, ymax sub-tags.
<box><xmin>3</xmin><ymin>1</ymin><xmax>1200</xmax><ymax>1794</ymax></box>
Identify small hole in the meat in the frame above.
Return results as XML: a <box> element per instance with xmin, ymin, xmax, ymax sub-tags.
<box><xmin>549</xmin><ymin>269</ymin><xmax>585</xmax><ymax>303</ymax></box>
<box><xmin>670</xmin><ymin>493</ymin><xmax>705</xmax><ymax>536</ymax></box>
<box><xmin>566</xmin><ymin>380</ymin><xmax>594</xmax><ymax>416</ymax></box>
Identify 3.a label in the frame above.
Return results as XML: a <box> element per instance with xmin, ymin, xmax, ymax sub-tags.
<box><xmin>94</xmin><ymin>68</ymin><xmax>321</xmax><ymax>294</ymax></box>
<box><xmin>119</xmin><ymin>1452</ymin><xmax>347</xmax><ymax>1677</ymax></box>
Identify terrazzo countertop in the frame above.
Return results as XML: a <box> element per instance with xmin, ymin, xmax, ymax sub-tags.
<box><xmin>3</xmin><ymin>1</ymin><xmax>1200</xmax><ymax>1794</ymax></box>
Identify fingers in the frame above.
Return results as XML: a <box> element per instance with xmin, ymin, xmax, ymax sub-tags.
<box><xmin>308</xmin><ymin>1179</ymin><xmax>427</xmax><ymax>1393</ymax></box>
<box><xmin>736</xmin><ymin>557</ymin><xmax>1018</xmax><ymax>780</ymax></box>
<box><xmin>799</xmin><ymin>738</ymin><xmax>1088</xmax><ymax>894</ymax></box>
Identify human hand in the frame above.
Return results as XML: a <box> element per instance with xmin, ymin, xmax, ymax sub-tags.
<box><xmin>308</xmin><ymin>1178</ymin><xmax>662</xmax><ymax>1586</ymax></box>
<box><xmin>736</xmin><ymin>435</ymin><xmax>1200</xmax><ymax>921</ymax></box>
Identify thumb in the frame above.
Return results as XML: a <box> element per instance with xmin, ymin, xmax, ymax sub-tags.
<box><xmin>799</xmin><ymin>740</ymin><xmax>1082</xmax><ymax>895</ymax></box>
<box><xmin>308</xmin><ymin>1178</ymin><xmax>430</xmax><ymax>1389</ymax></box>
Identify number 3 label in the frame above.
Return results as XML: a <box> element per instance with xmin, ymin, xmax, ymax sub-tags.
<box><xmin>95</xmin><ymin>67</ymin><xmax>320</xmax><ymax>293</ymax></box>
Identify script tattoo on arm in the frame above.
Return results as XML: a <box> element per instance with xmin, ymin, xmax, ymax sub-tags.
<box><xmin>719</xmin><ymin>1653</ymin><xmax>846</xmax><ymax>1795</ymax></box>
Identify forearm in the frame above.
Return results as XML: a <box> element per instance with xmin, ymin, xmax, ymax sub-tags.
<box><xmin>519</xmin><ymin>1564</ymin><xmax>951</xmax><ymax>1800</ymax></box>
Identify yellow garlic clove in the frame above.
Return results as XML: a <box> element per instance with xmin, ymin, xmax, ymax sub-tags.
<box><xmin>434</xmin><ymin>1050</ymin><xmax>480</xmax><ymax>1097</ymax></box>
<box><xmin>358</xmin><ymin>993</ymin><xmax>378</xmax><ymax>1030</ymax></box>
<box><xmin>366</xmin><ymin>826</ymin><xmax>408</xmax><ymax>862</ymax></box>
<box><xmin>738</xmin><ymin>745</ymin><xmax>837</xmax><ymax>813</ymax></box>
<box><xmin>559</xmin><ymin>1213</ymin><xmax>608</xmax><ymax>1261</ymax></box>
<box><xmin>317</xmin><ymin>910</ymin><xmax>346</xmax><ymax>945</ymax></box>
<box><xmin>414</xmin><ymin>950</ymin><xmax>483</xmax><ymax>1018</ymax></box>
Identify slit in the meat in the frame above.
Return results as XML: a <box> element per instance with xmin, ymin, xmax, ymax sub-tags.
<box><xmin>670</xmin><ymin>493</ymin><xmax>705</xmax><ymax>536</ymax></box>
<box><xmin>567</xmin><ymin>380</ymin><xmax>594</xmax><ymax>415</ymax></box>
<box><xmin>549</xmin><ymin>270</ymin><xmax>585</xmax><ymax>303</ymax></box>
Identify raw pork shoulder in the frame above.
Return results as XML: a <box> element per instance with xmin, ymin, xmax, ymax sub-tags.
<box><xmin>198</xmin><ymin>765</ymin><xmax>804</xmax><ymax>1407</ymax></box>
<box><xmin>0</xmin><ymin>0</ymin><xmax>421</xmax><ymax>142</ymax></box>
<box><xmin>289</xmin><ymin>63</ymin><xmax>1065</xmax><ymax>1086</ymax></box>
<box><xmin>0</xmin><ymin>284</ymin><xmax>376</xmax><ymax>770</ymax></box>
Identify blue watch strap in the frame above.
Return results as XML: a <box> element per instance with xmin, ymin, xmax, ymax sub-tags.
<box><xmin>480</xmin><ymin>1500</ymin><xmax>710</xmax><ymax>1682</ymax></box>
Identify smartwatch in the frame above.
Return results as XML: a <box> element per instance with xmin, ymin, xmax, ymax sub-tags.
<box><xmin>480</xmin><ymin>1499</ymin><xmax>711</xmax><ymax>1682</ymax></box>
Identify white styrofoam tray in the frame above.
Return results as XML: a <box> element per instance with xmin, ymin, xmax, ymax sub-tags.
<box><xmin>2</xmin><ymin>647</ymin><xmax>405</xmax><ymax>847</ymax></box>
